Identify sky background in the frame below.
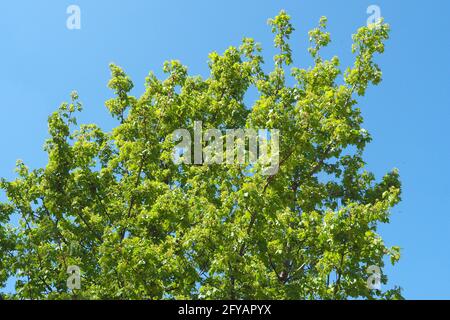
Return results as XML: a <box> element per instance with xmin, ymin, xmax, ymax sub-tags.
<box><xmin>0</xmin><ymin>0</ymin><xmax>449</xmax><ymax>299</ymax></box>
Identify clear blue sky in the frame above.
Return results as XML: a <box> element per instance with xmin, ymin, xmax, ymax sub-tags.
<box><xmin>0</xmin><ymin>0</ymin><xmax>449</xmax><ymax>299</ymax></box>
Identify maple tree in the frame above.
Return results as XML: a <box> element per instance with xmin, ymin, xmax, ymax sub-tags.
<box><xmin>0</xmin><ymin>11</ymin><xmax>402</xmax><ymax>299</ymax></box>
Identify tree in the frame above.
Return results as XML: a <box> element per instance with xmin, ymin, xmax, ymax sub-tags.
<box><xmin>0</xmin><ymin>11</ymin><xmax>402</xmax><ymax>300</ymax></box>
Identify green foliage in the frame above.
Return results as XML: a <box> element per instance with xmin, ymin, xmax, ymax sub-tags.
<box><xmin>0</xmin><ymin>11</ymin><xmax>402</xmax><ymax>300</ymax></box>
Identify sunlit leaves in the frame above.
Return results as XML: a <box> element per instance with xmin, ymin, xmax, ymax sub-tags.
<box><xmin>0</xmin><ymin>11</ymin><xmax>401</xmax><ymax>300</ymax></box>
